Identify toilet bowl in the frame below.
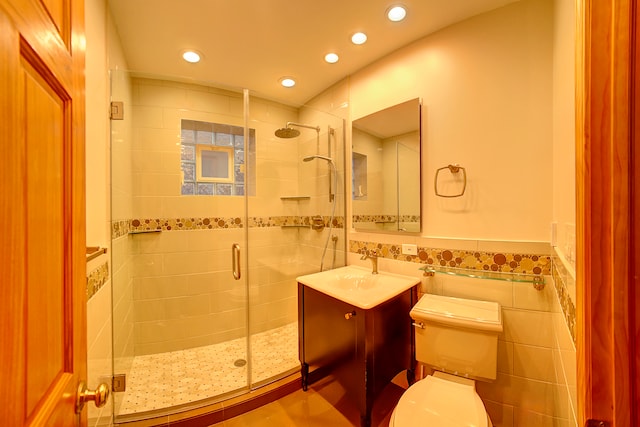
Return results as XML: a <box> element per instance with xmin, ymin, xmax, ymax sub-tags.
<box><xmin>389</xmin><ymin>372</ymin><xmax>492</xmax><ymax>427</ymax></box>
<box><xmin>390</xmin><ymin>293</ymin><xmax>503</xmax><ymax>427</ymax></box>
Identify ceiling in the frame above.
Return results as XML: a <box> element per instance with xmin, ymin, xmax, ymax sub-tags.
<box><xmin>353</xmin><ymin>98</ymin><xmax>420</xmax><ymax>139</ymax></box>
<box><xmin>108</xmin><ymin>0</ymin><xmax>518</xmax><ymax>106</ymax></box>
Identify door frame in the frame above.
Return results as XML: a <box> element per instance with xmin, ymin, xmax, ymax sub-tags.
<box><xmin>576</xmin><ymin>0</ymin><xmax>638</xmax><ymax>426</ymax></box>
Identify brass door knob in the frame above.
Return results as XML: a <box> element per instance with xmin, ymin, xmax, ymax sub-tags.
<box><xmin>344</xmin><ymin>311</ymin><xmax>356</xmax><ymax>320</ymax></box>
<box><xmin>75</xmin><ymin>381</ymin><xmax>110</xmax><ymax>413</ymax></box>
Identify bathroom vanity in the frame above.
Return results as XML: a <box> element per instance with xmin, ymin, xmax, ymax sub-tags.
<box><xmin>297</xmin><ymin>266</ymin><xmax>419</xmax><ymax>427</ymax></box>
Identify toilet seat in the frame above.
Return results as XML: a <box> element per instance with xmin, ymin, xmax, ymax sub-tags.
<box><xmin>391</xmin><ymin>373</ymin><xmax>489</xmax><ymax>427</ymax></box>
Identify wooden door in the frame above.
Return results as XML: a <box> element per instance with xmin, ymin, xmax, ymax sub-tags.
<box><xmin>576</xmin><ymin>0</ymin><xmax>638</xmax><ymax>426</ymax></box>
<box><xmin>0</xmin><ymin>0</ymin><xmax>86</xmax><ymax>425</ymax></box>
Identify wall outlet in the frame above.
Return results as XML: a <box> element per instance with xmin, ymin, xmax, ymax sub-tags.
<box><xmin>402</xmin><ymin>244</ymin><xmax>418</xmax><ymax>255</ymax></box>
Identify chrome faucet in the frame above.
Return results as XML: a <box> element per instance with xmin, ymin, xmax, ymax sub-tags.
<box><xmin>360</xmin><ymin>249</ymin><xmax>379</xmax><ymax>274</ymax></box>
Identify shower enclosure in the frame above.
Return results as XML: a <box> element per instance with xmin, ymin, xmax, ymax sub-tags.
<box><xmin>110</xmin><ymin>71</ymin><xmax>346</xmax><ymax>422</ymax></box>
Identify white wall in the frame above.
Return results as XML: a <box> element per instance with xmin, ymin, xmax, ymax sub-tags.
<box><xmin>551</xmin><ymin>0</ymin><xmax>577</xmax><ymax>289</ymax></box>
<box><xmin>350</xmin><ymin>0</ymin><xmax>553</xmax><ymax>242</ymax></box>
<box><xmin>85</xmin><ymin>0</ymin><xmax>109</xmax><ymax>248</ymax></box>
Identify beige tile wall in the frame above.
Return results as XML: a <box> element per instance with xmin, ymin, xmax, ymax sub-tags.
<box><xmin>347</xmin><ymin>237</ymin><xmax>577</xmax><ymax>427</ymax></box>
<box><xmin>86</xmin><ymin>254</ymin><xmax>113</xmax><ymax>427</ymax></box>
<box><xmin>127</xmin><ymin>222</ymin><xmax>342</xmax><ymax>356</ymax></box>
<box><xmin>111</xmin><ymin>233</ymin><xmax>135</xmax><ymax>413</ymax></box>
<box><xmin>124</xmin><ymin>78</ymin><xmax>347</xmax><ymax>356</ymax></box>
<box><xmin>130</xmin><ymin>228</ymin><xmax>244</xmax><ymax>355</ymax></box>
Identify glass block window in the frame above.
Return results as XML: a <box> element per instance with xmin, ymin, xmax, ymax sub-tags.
<box><xmin>181</xmin><ymin>119</ymin><xmax>255</xmax><ymax>196</ymax></box>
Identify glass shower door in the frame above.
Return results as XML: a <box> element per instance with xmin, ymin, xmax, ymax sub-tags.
<box><xmin>109</xmin><ymin>74</ymin><xmax>347</xmax><ymax>423</ymax></box>
<box><xmin>110</xmin><ymin>70</ymin><xmax>251</xmax><ymax>421</ymax></box>
<box><xmin>244</xmin><ymin>92</ymin><xmax>347</xmax><ymax>389</ymax></box>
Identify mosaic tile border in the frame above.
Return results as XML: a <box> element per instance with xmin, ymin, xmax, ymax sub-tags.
<box><xmin>352</xmin><ymin>214</ymin><xmax>420</xmax><ymax>225</ymax></box>
<box><xmin>87</xmin><ymin>261</ymin><xmax>109</xmax><ymax>301</ymax></box>
<box><xmin>114</xmin><ymin>216</ymin><xmax>345</xmax><ymax>234</ymax></box>
<box><xmin>552</xmin><ymin>255</ymin><xmax>577</xmax><ymax>345</ymax></box>
<box><xmin>349</xmin><ymin>239</ymin><xmax>579</xmax><ymax>344</ymax></box>
<box><xmin>130</xmin><ymin>217</ymin><xmax>243</xmax><ymax>232</ymax></box>
<box><xmin>248</xmin><ymin>215</ymin><xmax>345</xmax><ymax>229</ymax></box>
<box><xmin>112</xmin><ymin>219</ymin><xmax>130</xmax><ymax>239</ymax></box>
<box><xmin>349</xmin><ymin>239</ymin><xmax>552</xmax><ymax>275</ymax></box>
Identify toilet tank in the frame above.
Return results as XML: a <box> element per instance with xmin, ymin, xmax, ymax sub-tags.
<box><xmin>410</xmin><ymin>293</ymin><xmax>503</xmax><ymax>381</ymax></box>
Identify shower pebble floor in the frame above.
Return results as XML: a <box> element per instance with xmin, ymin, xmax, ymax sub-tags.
<box><xmin>116</xmin><ymin>322</ymin><xmax>299</xmax><ymax>415</ymax></box>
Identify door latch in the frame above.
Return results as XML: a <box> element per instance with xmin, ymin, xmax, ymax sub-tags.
<box><xmin>586</xmin><ymin>420</ymin><xmax>609</xmax><ymax>427</ymax></box>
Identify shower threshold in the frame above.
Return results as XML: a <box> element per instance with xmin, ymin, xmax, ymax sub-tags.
<box><xmin>114</xmin><ymin>322</ymin><xmax>299</xmax><ymax>420</ymax></box>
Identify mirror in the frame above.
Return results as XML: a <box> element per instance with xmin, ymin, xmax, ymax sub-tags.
<box><xmin>352</xmin><ymin>98</ymin><xmax>421</xmax><ymax>233</ymax></box>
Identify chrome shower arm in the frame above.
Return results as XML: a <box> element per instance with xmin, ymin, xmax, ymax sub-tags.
<box><xmin>286</xmin><ymin>122</ymin><xmax>321</xmax><ymax>132</ymax></box>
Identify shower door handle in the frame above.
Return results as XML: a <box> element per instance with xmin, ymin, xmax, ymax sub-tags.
<box><xmin>232</xmin><ymin>243</ymin><xmax>241</xmax><ymax>280</ymax></box>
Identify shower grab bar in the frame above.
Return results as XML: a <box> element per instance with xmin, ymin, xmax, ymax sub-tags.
<box><xmin>232</xmin><ymin>243</ymin><xmax>241</xmax><ymax>280</ymax></box>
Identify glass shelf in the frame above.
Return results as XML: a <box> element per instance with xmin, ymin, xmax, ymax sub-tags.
<box><xmin>129</xmin><ymin>229</ymin><xmax>162</xmax><ymax>235</ymax></box>
<box><xmin>86</xmin><ymin>246</ymin><xmax>107</xmax><ymax>263</ymax></box>
<box><xmin>419</xmin><ymin>265</ymin><xmax>545</xmax><ymax>290</ymax></box>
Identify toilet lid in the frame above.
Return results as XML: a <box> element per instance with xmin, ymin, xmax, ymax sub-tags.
<box><xmin>393</xmin><ymin>375</ymin><xmax>488</xmax><ymax>427</ymax></box>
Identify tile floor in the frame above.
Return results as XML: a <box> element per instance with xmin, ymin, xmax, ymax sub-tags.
<box><xmin>116</xmin><ymin>322</ymin><xmax>299</xmax><ymax>416</ymax></box>
<box><xmin>208</xmin><ymin>374</ymin><xmax>406</xmax><ymax>427</ymax></box>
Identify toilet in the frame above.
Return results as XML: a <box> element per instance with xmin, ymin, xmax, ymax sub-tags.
<box><xmin>390</xmin><ymin>293</ymin><xmax>503</xmax><ymax>427</ymax></box>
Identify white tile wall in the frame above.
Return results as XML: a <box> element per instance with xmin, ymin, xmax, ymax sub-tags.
<box><xmin>87</xmin><ymin>263</ymin><xmax>113</xmax><ymax>427</ymax></box>
<box><xmin>123</xmin><ymin>77</ymin><xmax>348</xmax><ymax>358</ymax></box>
<box><xmin>111</xmin><ymin>234</ymin><xmax>135</xmax><ymax>417</ymax></box>
<box><xmin>105</xmin><ymin>72</ymin><xmax>348</xmax><ymax>417</ymax></box>
<box><xmin>346</xmin><ymin>247</ymin><xmax>577</xmax><ymax>427</ymax></box>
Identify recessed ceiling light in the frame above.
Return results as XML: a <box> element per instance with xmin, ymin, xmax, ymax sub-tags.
<box><xmin>351</xmin><ymin>32</ymin><xmax>368</xmax><ymax>45</ymax></box>
<box><xmin>325</xmin><ymin>53</ymin><xmax>339</xmax><ymax>64</ymax></box>
<box><xmin>182</xmin><ymin>50</ymin><xmax>201</xmax><ymax>63</ymax></box>
<box><xmin>279</xmin><ymin>77</ymin><xmax>296</xmax><ymax>88</ymax></box>
<box><xmin>387</xmin><ymin>5</ymin><xmax>407</xmax><ymax>22</ymax></box>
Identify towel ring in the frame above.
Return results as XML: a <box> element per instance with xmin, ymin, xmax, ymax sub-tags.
<box><xmin>434</xmin><ymin>164</ymin><xmax>466</xmax><ymax>197</ymax></box>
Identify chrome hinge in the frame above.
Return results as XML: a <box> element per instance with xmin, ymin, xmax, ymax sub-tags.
<box><xmin>110</xmin><ymin>101</ymin><xmax>124</xmax><ymax>120</ymax></box>
<box><xmin>112</xmin><ymin>373</ymin><xmax>126</xmax><ymax>392</ymax></box>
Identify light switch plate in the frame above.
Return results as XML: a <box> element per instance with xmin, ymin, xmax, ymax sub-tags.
<box><xmin>402</xmin><ymin>244</ymin><xmax>418</xmax><ymax>255</ymax></box>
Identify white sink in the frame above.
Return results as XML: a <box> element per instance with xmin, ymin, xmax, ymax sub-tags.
<box><xmin>297</xmin><ymin>265</ymin><xmax>420</xmax><ymax>309</ymax></box>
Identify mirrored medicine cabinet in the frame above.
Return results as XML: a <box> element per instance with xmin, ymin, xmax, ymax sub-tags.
<box><xmin>351</xmin><ymin>98</ymin><xmax>422</xmax><ymax>233</ymax></box>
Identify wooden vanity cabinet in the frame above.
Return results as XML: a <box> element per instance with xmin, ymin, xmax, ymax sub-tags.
<box><xmin>298</xmin><ymin>283</ymin><xmax>417</xmax><ymax>427</ymax></box>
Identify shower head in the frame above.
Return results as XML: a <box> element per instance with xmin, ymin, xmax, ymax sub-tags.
<box><xmin>304</xmin><ymin>155</ymin><xmax>337</xmax><ymax>206</ymax></box>
<box><xmin>274</xmin><ymin>122</ymin><xmax>321</xmax><ymax>139</ymax></box>
<box><xmin>274</xmin><ymin>127</ymin><xmax>301</xmax><ymax>138</ymax></box>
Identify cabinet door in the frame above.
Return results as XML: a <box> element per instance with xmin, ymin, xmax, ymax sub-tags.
<box><xmin>301</xmin><ymin>287</ymin><xmax>357</xmax><ymax>371</ymax></box>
